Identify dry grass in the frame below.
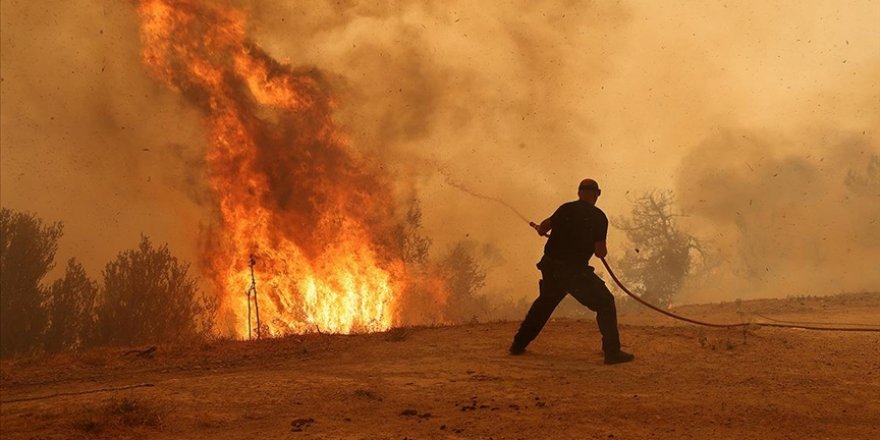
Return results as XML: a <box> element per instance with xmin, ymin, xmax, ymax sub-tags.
<box><xmin>2</xmin><ymin>293</ymin><xmax>877</xmax><ymax>440</ymax></box>
<box><xmin>73</xmin><ymin>397</ymin><xmax>163</xmax><ymax>435</ymax></box>
<box><xmin>382</xmin><ymin>327</ymin><xmax>412</xmax><ymax>342</ymax></box>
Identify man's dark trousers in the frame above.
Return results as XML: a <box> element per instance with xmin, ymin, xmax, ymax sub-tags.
<box><xmin>512</xmin><ymin>260</ymin><xmax>621</xmax><ymax>354</ymax></box>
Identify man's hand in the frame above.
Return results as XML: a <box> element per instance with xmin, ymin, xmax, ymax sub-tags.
<box><xmin>530</xmin><ymin>218</ymin><xmax>552</xmax><ymax>237</ymax></box>
<box><xmin>529</xmin><ymin>222</ymin><xmax>546</xmax><ymax>236</ymax></box>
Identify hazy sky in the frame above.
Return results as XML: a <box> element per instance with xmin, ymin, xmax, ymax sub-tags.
<box><xmin>2</xmin><ymin>0</ymin><xmax>878</xmax><ymax>304</ymax></box>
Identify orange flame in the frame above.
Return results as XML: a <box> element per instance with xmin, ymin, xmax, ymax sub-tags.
<box><xmin>136</xmin><ymin>0</ymin><xmax>410</xmax><ymax>337</ymax></box>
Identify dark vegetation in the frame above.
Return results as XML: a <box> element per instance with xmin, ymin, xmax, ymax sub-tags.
<box><xmin>0</xmin><ymin>207</ymin><xmax>213</xmax><ymax>358</ymax></box>
<box><xmin>0</xmin><ymin>203</ymin><xmax>496</xmax><ymax>358</ymax></box>
<box><xmin>398</xmin><ymin>202</ymin><xmax>499</xmax><ymax>324</ymax></box>
<box><xmin>611</xmin><ymin>191</ymin><xmax>708</xmax><ymax>308</ymax></box>
<box><xmin>0</xmin><ymin>192</ymin><xmax>705</xmax><ymax>357</ymax></box>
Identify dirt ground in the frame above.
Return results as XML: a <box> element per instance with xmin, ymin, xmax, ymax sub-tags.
<box><xmin>2</xmin><ymin>292</ymin><xmax>879</xmax><ymax>440</ymax></box>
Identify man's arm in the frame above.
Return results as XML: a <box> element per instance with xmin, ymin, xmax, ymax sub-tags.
<box><xmin>533</xmin><ymin>205</ymin><xmax>564</xmax><ymax>236</ymax></box>
<box><xmin>594</xmin><ymin>210</ymin><xmax>609</xmax><ymax>258</ymax></box>
<box><xmin>536</xmin><ymin>217</ymin><xmax>552</xmax><ymax>236</ymax></box>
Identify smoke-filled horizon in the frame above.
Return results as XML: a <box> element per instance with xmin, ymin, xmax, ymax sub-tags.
<box><xmin>2</xmin><ymin>0</ymin><xmax>878</xmax><ymax>307</ymax></box>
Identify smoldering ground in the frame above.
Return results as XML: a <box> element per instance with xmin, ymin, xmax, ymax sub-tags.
<box><xmin>1</xmin><ymin>0</ymin><xmax>878</xmax><ymax>314</ymax></box>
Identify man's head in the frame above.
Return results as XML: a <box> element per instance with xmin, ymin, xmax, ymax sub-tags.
<box><xmin>578</xmin><ymin>178</ymin><xmax>601</xmax><ymax>204</ymax></box>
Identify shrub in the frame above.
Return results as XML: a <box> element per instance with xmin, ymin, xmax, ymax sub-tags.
<box><xmin>44</xmin><ymin>259</ymin><xmax>99</xmax><ymax>352</ymax></box>
<box><xmin>95</xmin><ymin>235</ymin><xmax>215</xmax><ymax>346</ymax></box>
<box><xmin>613</xmin><ymin>191</ymin><xmax>705</xmax><ymax>308</ymax></box>
<box><xmin>440</xmin><ymin>242</ymin><xmax>490</xmax><ymax>323</ymax></box>
<box><xmin>0</xmin><ymin>208</ymin><xmax>62</xmax><ymax>357</ymax></box>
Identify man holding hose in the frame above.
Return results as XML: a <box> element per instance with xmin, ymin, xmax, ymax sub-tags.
<box><xmin>510</xmin><ymin>178</ymin><xmax>634</xmax><ymax>365</ymax></box>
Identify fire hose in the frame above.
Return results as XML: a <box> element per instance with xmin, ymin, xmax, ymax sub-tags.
<box><xmin>528</xmin><ymin>222</ymin><xmax>880</xmax><ymax>333</ymax></box>
<box><xmin>437</xmin><ymin>175</ymin><xmax>878</xmax><ymax>332</ymax></box>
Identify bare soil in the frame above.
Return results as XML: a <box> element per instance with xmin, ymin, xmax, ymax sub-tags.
<box><xmin>2</xmin><ymin>293</ymin><xmax>879</xmax><ymax>439</ymax></box>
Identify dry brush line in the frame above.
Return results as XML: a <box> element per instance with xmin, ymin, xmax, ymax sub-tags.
<box><xmin>0</xmin><ymin>383</ymin><xmax>154</xmax><ymax>404</ymax></box>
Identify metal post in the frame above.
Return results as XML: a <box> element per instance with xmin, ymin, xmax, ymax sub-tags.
<box><xmin>248</xmin><ymin>254</ymin><xmax>262</xmax><ymax>339</ymax></box>
<box><xmin>246</xmin><ymin>287</ymin><xmax>252</xmax><ymax>340</ymax></box>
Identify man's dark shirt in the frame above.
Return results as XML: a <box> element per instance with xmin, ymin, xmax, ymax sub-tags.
<box><xmin>543</xmin><ymin>200</ymin><xmax>609</xmax><ymax>265</ymax></box>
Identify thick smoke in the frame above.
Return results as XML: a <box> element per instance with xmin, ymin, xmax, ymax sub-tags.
<box><xmin>676</xmin><ymin>130</ymin><xmax>880</xmax><ymax>301</ymax></box>
<box><xmin>246</xmin><ymin>1</ymin><xmax>880</xmax><ymax>301</ymax></box>
<box><xmin>0</xmin><ymin>0</ymin><xmax>210</xmax><ymax>276</ymax></box>
<box><xmin>246</xmin><ymin>1</ymin><xmax>635</xmax><ymax>298</ymax></box>
<box><xmin>2</xmin><ymin>0</ymin><xmax>878</xmax><ymax>307</ymax></box>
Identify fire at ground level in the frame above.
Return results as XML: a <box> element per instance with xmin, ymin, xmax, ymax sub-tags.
<box><xmin>1</xmin><ymin>292</ymin><xmax>878</xmax><ymax>439</ymax></box>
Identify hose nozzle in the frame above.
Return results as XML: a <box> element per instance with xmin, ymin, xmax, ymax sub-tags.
<box><xmin>529</xmin><ymin>221</ymin><xmax>548</xmax><ymax>237</ymax></box>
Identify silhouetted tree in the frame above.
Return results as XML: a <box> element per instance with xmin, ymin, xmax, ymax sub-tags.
<box><xmin>441</xmin><ymin>242</ymin><xmax>490</xmax><ymax>323</ymax></box>
<box><xmin>95</xmin><ymin>235</ymin><xmax>214</xmax><ymax>346</ymax></box>
<box><xmin>845</xmin><ymin>153</ymin><xmax>879</xmax><ymax>196</ymax></box>
<box><xmin>44</xmin><ymin>259</ymin><xmax>98</xmax><ymax>352</ymax></box>
<box><xmin>0</xmin><ymin>208</ymin><xmax>62</xmax><ymax>357</ymax></box>
<box><xmin>613</xmin><ymin>191</ymin><xmax>704</xmax><ymax>308</ymax></box>
<box><xmin>393</xmin><ymin>201</ymin><xmax>499</xmax><ymax>324</ymax></box>
<box><xmin>401</xmin><ymin>202</ymin><xmax>431</xmax><ymax>265</ymax></box>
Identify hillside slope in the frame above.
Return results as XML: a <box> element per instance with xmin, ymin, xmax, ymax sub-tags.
<box><xmin>2</xmin><ymin>293</ymin><xmax>879</xmax><ymax>439</ymax></box>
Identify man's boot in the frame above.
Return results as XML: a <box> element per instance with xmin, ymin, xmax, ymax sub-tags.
<box><xmin>509</xmin><ymin>342</ymin><xmax>526</xmax><ymax>355</ymax></box>
<box><xmin>604</xmin><ymin>350</ymin><xmax>635</xmax><ymax>365</ymax></box>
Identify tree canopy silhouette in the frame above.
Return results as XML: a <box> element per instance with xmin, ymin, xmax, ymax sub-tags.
<box><xmin>95</xmin><ymin>235</ymin><xmax>215</xmax><ymax>346</ymax></box>
<box><xmin>613</xmin><ymin>191</ymin><xmax>705</xmax><ymax>308</ymax></box>
<box><xmin>44</xmin><ymin>258</ymin><xmax>98</xmax><ymax>352</ymax></box>
<box><xmin>0</xmin><ymin>208</ymin><xmax>63</xmax><ymax>357</ymax></box>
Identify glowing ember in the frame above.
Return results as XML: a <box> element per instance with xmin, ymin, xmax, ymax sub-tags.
<box><xmin>136</xmin><ymin>0</ymin><xmax>407</xmax><ymax>337</ymax></box>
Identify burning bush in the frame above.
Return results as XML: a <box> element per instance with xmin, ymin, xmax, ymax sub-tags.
<box><xmin>2</xmin><ymin>0</ymin><xmax>513</xmax><ymax>351</ymax></box>
<box><xmin>133</xmin><ymin>0</ymin><xmax>504</xmax><ymax>336</ymax></box>
<box><xmin>134</xmin><ymin>0</ymin><xmax>411</xmax><ymax>337</ymax></box>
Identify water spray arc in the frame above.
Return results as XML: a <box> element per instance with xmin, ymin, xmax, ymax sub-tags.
<box><xmin>435</xmin><ymin>165</ymin><xmax>532</xmax><ymax>225</ymax></box>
